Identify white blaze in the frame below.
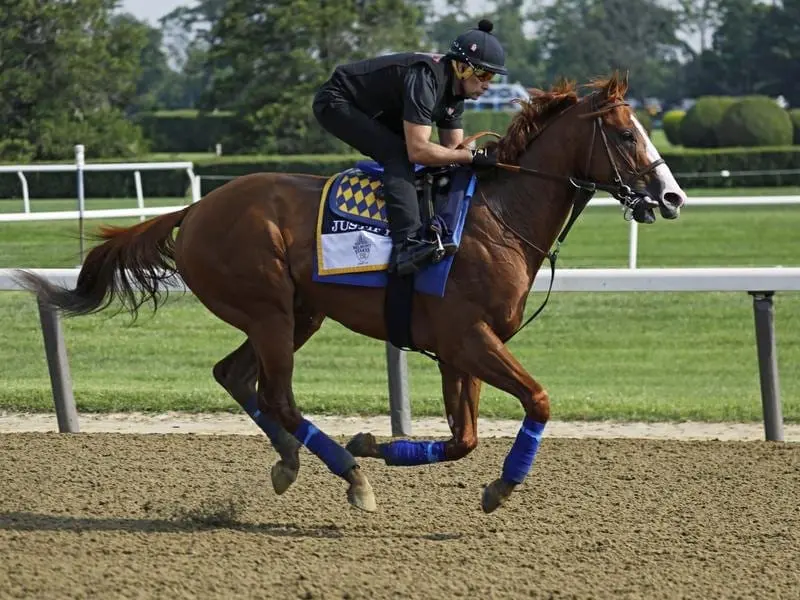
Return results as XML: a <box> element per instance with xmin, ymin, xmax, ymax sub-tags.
<box><xmin>631</xmin><ymin>115</ymin><xmax>685</xmax><ymax>204</ymax></box>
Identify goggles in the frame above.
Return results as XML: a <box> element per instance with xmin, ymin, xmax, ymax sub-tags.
<box><xmin>471</xmin><ymin>67</ymin><xmax>495</xmax><ymax>82</ymax></box>
<box><xmin>460</xmin><ymin>65</ymin><xmax>495</xmax><ymax>82</ymax></box>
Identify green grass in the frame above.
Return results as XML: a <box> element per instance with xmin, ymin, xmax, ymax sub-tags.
<box><xmin>2</xmin><ymin>196</ymin><xmax>798</xmax><ymax>269</ymax></box>
<box><xmin>649</xmin><ymin>128</ymin><xmax>674</xmax><ymax>152</ymax></box>
<box><xmin>0</xmin><ymin>291</ymin><xmax>797</xmax><ymax>422</ymax></box>
<box><xmin>1</xmin><ymin>193</ymin><xmax>798</xmax><ymax>422</ymax></box>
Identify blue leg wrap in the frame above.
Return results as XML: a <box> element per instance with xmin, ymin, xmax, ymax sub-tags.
<box><xmin>243</xmin><ymin>394</ymin><xmax>286</xmax><ymax>442</ymax></box>
<box><xmin>501</xmin><ymin>417</ymin><xmax>546</xmax><ymax>485</ymax></box>
<box><xmin>381</xmin><ymin>440</ymin><xmax>447</xmax><ymax>466</ymax></box>
<box><xmin>293</xmin><ymin>418</ymin><xmax>356</xmax><ymax>478</ymax></box>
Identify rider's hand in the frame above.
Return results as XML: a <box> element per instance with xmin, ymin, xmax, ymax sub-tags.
<box><xmin>471</xmin><ymin>147</ymin><xmax>497</xmax><ymax>169</ymax></box>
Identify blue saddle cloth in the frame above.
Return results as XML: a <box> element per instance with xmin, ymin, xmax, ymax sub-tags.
<box><xmin>356</xmin><ymin>160</ymin><xmax>428</xmax><ymax>175</ymax></box>
<box><xmin>313</xmin><ymin>163</ymin><xmax>477</xmax><ymax>297</ymax></box>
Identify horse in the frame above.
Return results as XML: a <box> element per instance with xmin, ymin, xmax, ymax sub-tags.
<box><xmin>16</xmin><ymin>73</ymin><xmax>686</xmax><ymax>514</ymax></box>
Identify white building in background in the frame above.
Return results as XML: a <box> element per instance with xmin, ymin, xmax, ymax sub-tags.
<box><xmin>465</xmin><ymin>79</ymin><xmax>530</xmax><ymax>111</ymax></box>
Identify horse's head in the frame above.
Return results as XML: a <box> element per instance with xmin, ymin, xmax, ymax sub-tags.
<box><xmin>494</xmin><ymin>74</ymin><xmax>686</xmax><ymax>225</ymax></box>
<box><xmin>578</xmin><ymin>73</ymin><xmax>686</xmax><ymax>222</ymax></box>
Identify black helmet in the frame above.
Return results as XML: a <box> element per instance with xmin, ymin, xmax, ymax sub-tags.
<box><xmin>445</xmin><ymin>19</ymin><xmax>507</xmax><ymax>75</ymax></box>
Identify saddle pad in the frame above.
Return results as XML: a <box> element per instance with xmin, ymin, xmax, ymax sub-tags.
<box><xmin>328</xmin><ymin>168</ymin><xmax>389</xmax><ymax>229</ymax></box>
<box><xmin>313</xmin><ymin>166</ymin><xmax>477</xmax><ymax>297</ymax></box>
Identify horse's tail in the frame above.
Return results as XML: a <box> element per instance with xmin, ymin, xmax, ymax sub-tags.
<box><xmin>15</xmin><ymin>205</ymin><xmax>194</xmax><ymax>320</ymax></box>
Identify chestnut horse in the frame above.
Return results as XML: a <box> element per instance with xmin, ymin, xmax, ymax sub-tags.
<box><xmin>17</xmin><ymin>74</ymin><xmax>686</xmax><ymax>514</ymax></box>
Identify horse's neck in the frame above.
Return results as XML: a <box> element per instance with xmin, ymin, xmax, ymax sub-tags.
<box><xmin>489</xmin><ymin>133</ymin><xmax>581</xmax><ymax>276</ymax></box>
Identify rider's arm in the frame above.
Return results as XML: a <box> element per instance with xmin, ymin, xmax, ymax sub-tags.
<box><xmin>403</xmin><ymin>65</ymin><xmax>472</xmax><ymax>166</ymax></box>
<box><xmin>404</xmin><ymin>122</ymin><xmax>472</xmax><ymax>165</ymax></box>
<box><xmin>436</xmin><ymin>99</ymin><xmax>465</xmax><ymax>149</ymax></box>
<box><xmin>438</xmin><ymin>128</ymin><xmax>464</xmax><ymax>149</ymax></box>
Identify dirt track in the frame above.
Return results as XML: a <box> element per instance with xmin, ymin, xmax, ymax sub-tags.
<box><xmin>4</xmin><ymin>411</ymin><xmax>800</xmax><ymax>441</ymax></box>
<box><xmin>1</xmin><ymin>433</ymin><xmax>798</xmax><ymax>599</ymax></box>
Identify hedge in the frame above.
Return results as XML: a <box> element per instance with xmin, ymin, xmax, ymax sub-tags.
<box><xmin>5</xmin><ymin>146</ymin><xmax>800</xmax><ymax>199</ymax></box>
<box><xmin>662</xmin><ymin>110</ymin><xmax>685</xmax><ymax>146</ymax></box>
<box><xmin>657</xmin><ymin>146</ymin><xmax>800</xmax><ymax>187</ymax></box>
<box><xmin>716</xmin><ymin>96</ymin><xmax>793</xmax><ymax>147</ymax></box>
<box><xmin>0</xmin><ymin>154</ymin><xmax>362</xmax><ymax>199</ymax></box>
<box><xmin>137</xmin><ymin>109</ymin><xmax>517</xmax><ymax>154</ymax></box>
<box><xmin>680</xmin><ymin>96</ymin><xmax>738</xmax><ymax>148</ymax></box>
<box><xmin>134</xmin><ymin>111</ymin><xmax>241</xmax><ymax>153</ymax></box>
<box><xmin>635</xmin><ymin>110</ymin><xmax>653</xmax><ymax>134</ymax></box>
<box><xmin>790</xmin><ymin>109</ymin><xmax>800</xmax><ymax>145</ymax></box>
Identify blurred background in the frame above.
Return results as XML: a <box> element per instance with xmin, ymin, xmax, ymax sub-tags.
<box><xmin>2</xmin><ymin>0</ymin><xmax>800</xmax><ymax>195</ymax></box>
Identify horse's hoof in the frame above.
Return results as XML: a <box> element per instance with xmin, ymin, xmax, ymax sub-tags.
<box><xmin>270</xmin><ymin>460</ymin><xmax>298</xmax><ymax>495</ymax></box>
<box><xmin>346</xmin><ymin>467</ymin><xmax>377</xmax><ymax>513</ymax></box>
<box><xmin>345</xmin><ymin>432</ymin><xmax>379</xmax><ymax>458</ymax></box>
<box><xmin>481</xmin><ymin>479</ymin><xmax>515</xmax><ymax>514</ymax></box>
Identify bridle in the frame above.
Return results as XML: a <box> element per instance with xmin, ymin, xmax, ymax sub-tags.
<box><xmin>476</xmin><ymin>92</ymin><xmax>666</xmax><ymax>343</ymax></box>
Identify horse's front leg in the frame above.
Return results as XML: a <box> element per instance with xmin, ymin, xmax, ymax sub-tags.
<box><xmin>442</xmin><ymin>321</ymin><xmax>550</xmax><ymax>514</ymax></box>
<box><xmin>346</xmin><ymin>363</ymin><xmax>481</xmax><ymax>466</ymax></box>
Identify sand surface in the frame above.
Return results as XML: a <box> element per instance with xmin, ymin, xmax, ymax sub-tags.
<box><xmin>1</xmin><ymin>432</ymin><xmax>798</xmax><ymax>599</ymax></box>
<box><xmin>2</xmin><ymin>411</ymin><xmax>799</xmax><ymax>441</ymax></box>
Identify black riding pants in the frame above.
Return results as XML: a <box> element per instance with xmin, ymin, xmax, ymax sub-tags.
<box><xmin>312</xmin><ymin>88</ymin><xmax>419</xmax><ymax>242</ymax></box>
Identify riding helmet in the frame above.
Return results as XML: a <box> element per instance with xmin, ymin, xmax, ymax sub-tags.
<box><xmin>446</xmin><ymin>19</ymin><xmax>507</xmax><ymax>75</ymax></box>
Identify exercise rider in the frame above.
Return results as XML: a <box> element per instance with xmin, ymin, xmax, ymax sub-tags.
<box><xmin>312</xmin><ymin>19</ymin><xmax>505</xmax><ymax>275</ymax></box>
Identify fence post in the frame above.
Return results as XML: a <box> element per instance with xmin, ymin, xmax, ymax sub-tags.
<box><xmin>17</xmin><ymin>171</ymin><xmax>30</xmax><ymax>213</ymax></box>
<box><xmin>37</xmin><ymin>298</ymin><xmax>80</xmax><ymax>433</ymax></box>
<box><xmin>628</xmin><ymin>218</ymin><xmax>638</xmax><ymax>269</ymax></box>
<box><xmin>385</xmin><ymin>342</ymin><xmax>411</xmax><ymax>436</ymax></box>
<box><xmin>749</xmin><ymin>291</ymin><xmax>784</xmax><ymax>442</ymax></box>
<box><xmin>75</xmin><ymin>144</ymin><xmax>86</xmax><ymax>262</ymax></box>
<box><xmin>188</xmin><ymin>169</ymin><xmax>202</xmax><ymax>203</ymax></box>
<box><xmin>134</xmin><ymin>171</ymin><xmax>145</xmax><ymax>222</ymax></box>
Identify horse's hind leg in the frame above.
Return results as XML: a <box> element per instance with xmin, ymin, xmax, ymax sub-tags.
<box><xmin>346</xmin><ymin>363</ymin><xmax>481</xmax><ymax>466</ymax></box>
<box><xmin>249</xmin><ymin>315</ymin><xmax>377</xmax><ymax>512</ymax></box>
<box><xmin>212</xmin><ymin>340</ymin><xmax>301</xmax><ymax>494</ymax></box>
<box><xmin>213</xmin><ymin>310</ymin><xmax>327</xmax><ymax>495</ymax></box>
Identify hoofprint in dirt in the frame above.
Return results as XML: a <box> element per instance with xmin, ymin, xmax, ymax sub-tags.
<box><xmin>1</xmin><ymin>433</ymin><xmax>798</xmax><ymax>599</ymax></box>
<box><xmin>2</xmin><ymin>411</ymin><xmax>800</xmax><ymax>441</ymax></box>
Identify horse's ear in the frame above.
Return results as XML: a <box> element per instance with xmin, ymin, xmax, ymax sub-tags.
<box><xmin>619</xmin><ymin>70</ymin><xmax>630</xmax><ymax>97</ymax></box>
<box><xmin>602</xmin><ymin>70</ymin><xmax>628</xmax><ymax>100</ymax></box>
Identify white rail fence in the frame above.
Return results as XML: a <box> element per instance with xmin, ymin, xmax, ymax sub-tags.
<box><xmin>0</xmin><ymin>145</ymin><xmax>201</xmax><ymax>259</ymax></box>
<box><xmin>1</xmin><ymin>267</ymin><xmax>797</xmax><ymax>442</ymax></box>
<box><xmin>1</xmin><ymin>151</ymin><xmax>798</xmax><ymax>268</ymax></box>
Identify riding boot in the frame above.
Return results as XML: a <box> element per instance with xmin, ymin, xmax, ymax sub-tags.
<box><xmin>389</xmin><ymin>236</ymin><xmax>439</xmax><ymax>276</ymax></box>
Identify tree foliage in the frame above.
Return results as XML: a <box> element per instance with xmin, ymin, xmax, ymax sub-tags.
<box><xmin>200</xmin><ymin>0</ymin><xmax>424</xmax><ymax>153</ymax></box>
<box><xmin>7</xmin><ymin>0</ymin><xmax>800</xmax><ymax>158</ymax></box>
<box><xmin>533</xmin><ymin>0</ymin><xmax>684</xmax><ymax>99</ymax></box>
<box><xmin>0</xmin><ymin>0</ymin><xmax>149</xmax><ymax>160</ymax></box>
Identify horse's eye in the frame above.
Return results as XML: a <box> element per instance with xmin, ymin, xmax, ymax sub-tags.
<box><xmin>621</xmin><ymin>129</ymin><xmax>636</xmax><ymax>143</ymax></box>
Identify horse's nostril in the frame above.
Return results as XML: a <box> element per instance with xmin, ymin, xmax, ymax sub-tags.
<box><xmin>664</xmin><ymin>192</ymin><xmax>684</xmax><ymax>208</ymax></box>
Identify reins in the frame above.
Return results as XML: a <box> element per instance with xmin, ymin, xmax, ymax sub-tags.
<box><xmin>477</xmin><ymin>94</ymin><xmax>663</xmax><ymax>344</ymax></box>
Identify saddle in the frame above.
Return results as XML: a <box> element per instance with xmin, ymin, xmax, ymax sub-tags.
<box><xmin>355</xmin><ymin>160</ymin><xmax>457</xmax><ymax>260</ymax></box>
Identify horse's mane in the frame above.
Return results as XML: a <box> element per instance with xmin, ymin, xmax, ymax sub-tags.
<box><xmin>489</xmin><ymin>73</ymin><xmax>628</xmax><ymax>163</ymax></box>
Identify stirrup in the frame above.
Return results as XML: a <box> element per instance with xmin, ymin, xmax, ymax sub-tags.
<box><xmin>431</xmin><ymin>231</ymin><xmax>447</xmax><ymax>263</ymax></box>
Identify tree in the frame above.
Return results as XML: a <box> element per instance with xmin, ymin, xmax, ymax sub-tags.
<box><xmin>425</xmin><ymin>1</ymin><xmax>474</xmax><ymax>54</ymax></box>
<box><xmin>0</xmin><ymin>0</ymin><xmax>148</xmax><ymax>160</ymax></box>
<box><xmin>683</xmin><ymin>0</ymin><xmax>784</xmax><ymax>98</ymax></box>
<box><xmin>202</xmin><ymin>0</ymin><xmax>424</xmax><ymax>153</ymax></box>
<box><xmin>674</xmin><ymin>0</ymin><xmax>722</xmax><ymax>54</ymax></box>
<box><xmin>478</xmin><ymin>0</ymin><xmax>544</xmax><ymax>86</ymax></box>
<box><xmin>126</xmin><ymin>17</ymin><xmax>185</xmax><ymax>112</ymax></box>
<box><xmin>756</xmin><ymin>0</ymin><xmax>800</xmax><ymax>107</ymax></box>
<box><xmin>426</xmin><ymin>0</ymin><xmax>543</xmax><ymax>86</ymax></box>
<box><xmin>533</xmin><ymin>0</ymin><xmax>684</xmax><ymax>100</ymax></box>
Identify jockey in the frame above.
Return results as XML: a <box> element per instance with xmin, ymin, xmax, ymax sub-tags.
<box><xmin>312</xmin><ymin>19</ymin><xmax>505</xmax><ymax>276</ymax></box>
